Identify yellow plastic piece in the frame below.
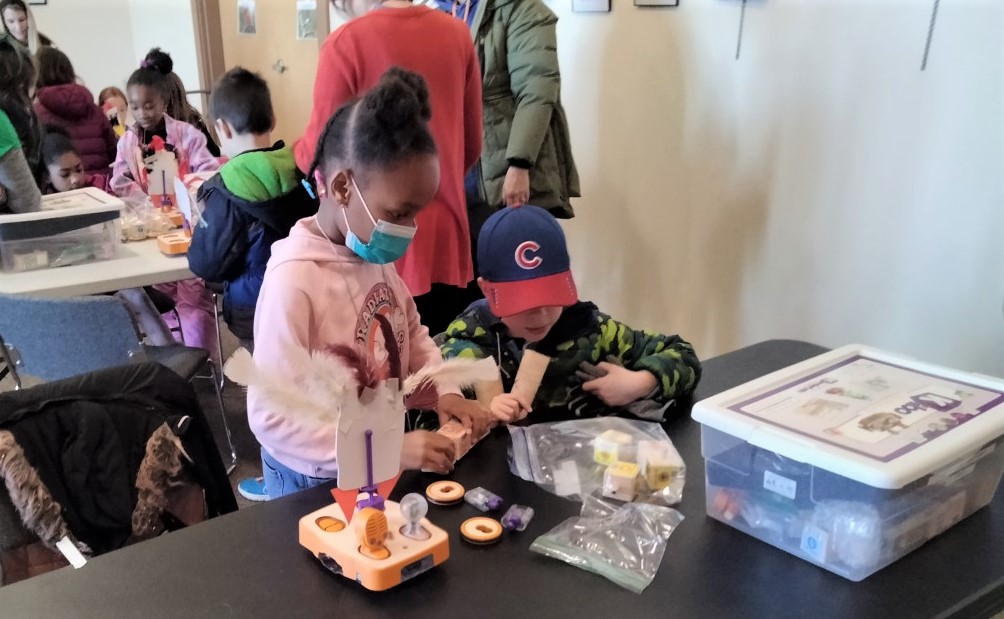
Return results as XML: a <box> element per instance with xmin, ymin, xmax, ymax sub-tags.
<box><xmin>460</xmin><ymin>517</ymin><xmax>503</xmax><ymax>544</ymax></box>
<box><xmin>426</xmin><ymin>481</ymin><xmax>465</xmax><ymax>505</ymax></box>
<box><xmin>315</xmin><ymin>516</ymin><xmax>345</xmax><ymax>532</ymax></box>
<box><xmin>357</xmin><ymin>508</ymin><xmax>391</xmax><ymax>560</ymax></box>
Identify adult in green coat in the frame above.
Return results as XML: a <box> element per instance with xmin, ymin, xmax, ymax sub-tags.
<box><xmin>437</xmin><ymin>0</ymin><xmax>580</xmax><ymax>218</ymax></box>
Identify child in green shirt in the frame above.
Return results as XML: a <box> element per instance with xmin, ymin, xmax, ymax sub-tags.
<box><xmin>439</xmin><ymin>205</ymin><xmax>701</xmax><ymax>423</ymax></box>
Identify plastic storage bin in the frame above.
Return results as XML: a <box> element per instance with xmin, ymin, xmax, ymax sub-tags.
<box><xmin>692</xmin><ymin>345</ymin><xmax>1004</xmax><ymax>581</ymax></box>
<box><xmin>39</xmin><ymin>186</ymin><xmax>124</xmax><ymax>211</ymax></box>
<box><xmin>0</xmin><ymin>202</ymin><xmax>121</xmax><ymax>272</ymax></box>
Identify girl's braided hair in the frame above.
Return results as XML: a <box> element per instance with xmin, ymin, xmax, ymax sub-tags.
<box><xmin>307</xmin><ymin>66</ymin><xmax>436</xmax><ymax>188</ymax></box>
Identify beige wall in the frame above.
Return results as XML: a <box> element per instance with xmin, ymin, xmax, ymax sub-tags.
<box><xmin>34</xmin><ymin>0</ymin><xmax>202</xmax><ymax>111</ymax></box>
<box><xmin>32</xmin><ymin>0</ymin><xmax>136</xmax><ymax>94</ymax></box>
<box><xmin>551</xmin><ymin>0</ymin><xmax>1003</xmax><ymax>375</ymax></box>
<box><xmin>41</xmin><ymin>0</ymin><xmax>1004</xmax><ymax>376</ymax></box>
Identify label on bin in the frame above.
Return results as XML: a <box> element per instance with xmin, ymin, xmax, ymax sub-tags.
<box><xmin>726</xmin><ymin>355</ymin><xmax>1004</xmax><ymax>464</ymax></box>
<box><xmin>763</xmin><ymin>470</ymin><xmax>797</xmax><ymax>500</ymax></box>
<box><xmin>800</xmin><ymin>525</ymin><xmax>830</xmax><ymax>563</ymax></box>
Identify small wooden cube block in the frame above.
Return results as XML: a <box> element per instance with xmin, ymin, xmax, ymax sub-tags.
<box><xmin>602</xmin><ymin>461</ymin><xmax>639</xmax><ymax>501</ymax></box>
<box><xmin>437</xmin><ymin>419</ymin><xmax>472</xmax><ymax>462</ymax></box>
<box><xmin>593</xmin><ymin>429</ymin><xmax>633</xmax><ymax>466</ymax></box>
<box><xmin>638</xmin><ymin>440</ymin><xmax>684</xmax><ymax>491</ymax></box>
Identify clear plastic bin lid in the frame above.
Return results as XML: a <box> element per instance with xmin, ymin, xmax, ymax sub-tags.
<box><xmin>0</xmin><ymin>202</ymin><xmax>121</xmax><ymax>241</ymax></box>
<box><xmin>692</xmin><ymin>345</ymin><xmax>1004</xmax><ymax>489</ymax></box>
<box><xmin>39</xmin><ymin>187</ymin><xmax>125</xmax><ymax>211</ymax></box>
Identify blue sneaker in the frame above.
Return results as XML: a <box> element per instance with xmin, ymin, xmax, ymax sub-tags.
<box><xmin>237</xmin><ymin>476</ymin><xmax>269</xmax><ymax>502</ymax></box>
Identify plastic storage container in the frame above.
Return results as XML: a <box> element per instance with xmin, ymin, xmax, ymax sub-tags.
<box><xmin>692</xmin><ymin>345</ymin><xmax>1004</xmax><ymax>581</ymax></box>
<box><xmin>0</xmin><ymin>202</ymin><xmax>122</xmax><ymax>272</ymax></box>
<box><xmin>39</xmin><ymin>186</ymin><xmax>124</xmax><ymax>211</ymax></box>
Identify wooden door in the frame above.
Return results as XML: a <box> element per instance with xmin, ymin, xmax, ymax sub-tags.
<box><xmin>212</xmin><ymin>0</ymin><xmax>327</xmax><ymax>142</ymax></box>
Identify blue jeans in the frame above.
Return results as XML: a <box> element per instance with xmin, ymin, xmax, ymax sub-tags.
<box><xmin>260</xmin><ymin>448</ymin><xmax>330</xmax><ymax>499</ymax></box>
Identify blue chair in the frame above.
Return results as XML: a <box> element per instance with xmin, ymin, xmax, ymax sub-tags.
<box><xmin>0</xmin><ymin>293</ymin><xmax>236</xmax><ymax>473</ymax></box>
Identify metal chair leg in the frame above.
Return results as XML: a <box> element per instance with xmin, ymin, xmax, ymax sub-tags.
<box><xmin>170</xmin><ymin>309</ymin><xmax>185</xmax><ymax>344</ymax></box>
<box><xmin>207</xmin><ymin>362</ymin><xmax>237</xmax><ymax>475</ymax></box>
<box><xmin>0</xmin><ymin>340</ymin><xmax>22</xmax><ymax>391</ymax></box>
<box><xmin>211</xmin><ymin>293</ymin><xmax>224</xmax><ymax>390</ymax></box>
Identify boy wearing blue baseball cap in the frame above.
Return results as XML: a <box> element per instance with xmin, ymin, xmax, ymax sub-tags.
<box><xmin>439</xmin><ymin>205</ymin><xmax>701</xmax><ymax>422</ymax></box>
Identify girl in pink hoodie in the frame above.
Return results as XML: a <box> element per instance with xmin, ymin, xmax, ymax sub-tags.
<box><xmin>249</xmin><ymin>68</ymin><xmax>490</xmax><ymax>498</ymax></box>
<box><xmin>110</xmin><ymin>49</ymin><xmax>220</xmax><ymax>362</ymax></box>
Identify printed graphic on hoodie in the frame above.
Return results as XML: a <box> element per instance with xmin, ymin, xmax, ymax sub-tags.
<box><xmin>354</xmin><ymin>283</ymin><xmax>406</xmax><ymax>380</ymax></box>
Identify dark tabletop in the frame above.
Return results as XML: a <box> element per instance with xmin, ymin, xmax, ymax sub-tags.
<box><xmin>1</xmin><ymin>340</ymin><xmax>1001</xmax><ymax>618</ymax></box>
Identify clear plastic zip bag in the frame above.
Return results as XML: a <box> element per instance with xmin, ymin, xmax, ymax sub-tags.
<box><xmin>530</xmin><ymin>496</ymin><xmax>684</xmax><ymax>593</ymax></box>
<box><xmin>508</xmin><ymin>417</ymin><xmax>685</xmax><ymax>505</ymax></box>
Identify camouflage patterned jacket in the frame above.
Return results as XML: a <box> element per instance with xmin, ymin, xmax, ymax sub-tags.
<box><xmin>438</xmin><ymin>300</ymin><xmax>702</xmax><ymax>421</ymax></box>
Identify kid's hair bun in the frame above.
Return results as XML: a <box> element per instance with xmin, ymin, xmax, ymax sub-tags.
<box><xmin>355</xmin><ymin>66</ymin><xmax>432</xmax><ymax>154</ymax></box>
<box><xmin>140</xmin><ymin>48</ymin><xmax>173</xmax><ymax>75</ymax></box>
<box><xmin>307</xmin><ymin>66</ymin><xmax>436</xmax><ymax>178</ymax></box>
<box><xmin>361</xmin><ymin>66</ymin><xmax>431</xmax><ymax>128</ymax></box>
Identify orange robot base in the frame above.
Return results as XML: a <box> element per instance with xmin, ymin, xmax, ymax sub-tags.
<box><xmin>298</xmin><ymin>500</ymin><xmax>450</xmax><ymax>591</ymax></box>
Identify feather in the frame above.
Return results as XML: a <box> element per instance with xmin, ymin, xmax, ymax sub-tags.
<box><xmin>403</xmin><ymin>357</ymin><xmax>501</xmax><ymax>396</ymax></box>
<box><xmin>403</xmin><ymin>381</ymin><xmax>439</xmax><ymax>411</ymax></box>
<box><xmin>222</xmin><ymin>348</ymin><xmax>255</xmax><ymax>386</ymax></box>
<box><xmin>326</xmin><ymin>345</ymin><xmax>384</xmax><ymax>397</ymax></box>
<box><xmin>295</xmin><ymin>349</ymin><xmax>356</xmax><ymax>414</ymax></box>
<box><xmin>223</xmin><ymin>346</ymin><xmax>361</xmax><ymax>423</ymax></box>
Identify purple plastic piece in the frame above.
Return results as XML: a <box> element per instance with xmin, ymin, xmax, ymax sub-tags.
<box><xmin>358</xmin><ymin>485</ymin><xmax>385</xmax><ymax>511</ymax></box>
<box><xmin>356</xmin><ymin>429</ymin><xmax>386</xmax><ymax>511</ymax></box>
<box><xmin>464</xmin><ymin>487</ymin><xmax>504</xmax><ymax>513</ymax></box>
<box><xmin>365</xmin><ymin>430</ymin><xmax>374</xmax><ymax>486</ymax></box>
<box><xmin>502</xmin><ymin>515</ymin><xmax>521</xmax><ymax>530</ymax></box>
<box><xmin>501</xmin><ymin>505</ymin><xmax>534</xmax><ymax>532</ymax></box>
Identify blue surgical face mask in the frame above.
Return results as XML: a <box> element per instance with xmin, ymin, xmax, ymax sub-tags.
<box><xmin>342</xmin><ymin>175</ymin><xmax>417</xmax><ymax>264</ymax></box>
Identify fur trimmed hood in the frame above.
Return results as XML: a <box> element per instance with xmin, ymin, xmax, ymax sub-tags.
<box><xmin>1</xmin><ymin>422</ymin><xmax>192</xmax><ymax>553</ymax></box>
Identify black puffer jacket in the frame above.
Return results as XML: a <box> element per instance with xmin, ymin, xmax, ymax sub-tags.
<box><xmin>0</xmin><ymin>362</ymin><xmax>237</xmax><ymax>555</ymax></box>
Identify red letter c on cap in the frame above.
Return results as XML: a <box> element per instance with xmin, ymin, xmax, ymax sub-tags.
<box><xmin>515</xmin><ymin>241</ymin><xmax>542</xmax><ymax>270</ymax></box>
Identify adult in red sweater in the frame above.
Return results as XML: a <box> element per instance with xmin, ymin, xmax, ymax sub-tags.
<box><xmin>295</xmin><ymin>0</ymin><xmax>482</xmax><ymax>335</ymax></box>
<box><xmin>33</xmin><ymin>47</ymin><xmax>117</xmax><ymax>176</ymax></box>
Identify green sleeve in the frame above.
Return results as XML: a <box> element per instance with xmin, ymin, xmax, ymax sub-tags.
<box><xmin>0</xmin><ymin>110</ymin><xmax>20</xmax><ymax>158</ymax></box>
<box><xmin>439</xmin><ymin>315</ymin><xmax>491</xmax><ymax>361</ymax></box>
<box><xmin>503</xmin><ymin>1</ymin><xmax>560</xmax><ymax>164</ymax></box>
<box><xmin>593</xmin><ymin>313</ymin><xmax>702</xmax><ymax>403</ymax></box>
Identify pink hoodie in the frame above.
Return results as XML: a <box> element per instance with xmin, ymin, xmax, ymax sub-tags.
<box><xmin>248</xmin><ymin>217</ymin><xmax>450</xmax><ymax>477</ymax></box>
<box><xmin>110</xmin><ymin>114</ymin><xmax>219</xmax><ymax>207</ymax></box>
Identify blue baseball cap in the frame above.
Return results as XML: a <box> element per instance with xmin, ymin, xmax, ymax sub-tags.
<box><xmin>477</xmin><ymin>205</ymin><xmax>577</xmax><ymax>317</ymax></box>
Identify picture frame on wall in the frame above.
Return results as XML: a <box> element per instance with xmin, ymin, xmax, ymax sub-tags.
<box><xmin>572</xmin><ymin>0</ymin><xmax>611</xmax><ymax>11</ymax></box>
<box><xmin>634</xmin><ymin>0</ymin><xmax>679</xmax><ymax>6</ymax></box>
<box><xmin>296</xmin><ymin>0</ymin><xmax>317</xmax><ymax>40</ymax></box>
<box><xmin>237</xmin><ymin>0</ymin><xmax>256</xmax><ymax>35</ymax></box>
